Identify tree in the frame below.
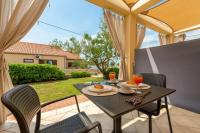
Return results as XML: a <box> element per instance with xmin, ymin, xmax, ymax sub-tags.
<box><xmin>49</xmin><ymin>39</ymin><xmax>64</xmax><ymax>49</ymax></box>
<box><xmin>49</xmin><ymin>19</ymin><xmax>119</xmax><ymax>78</ymax></box>
<box><xmin>64</xmin><ymin>37</ymin><xmax>81</xmax><ymax>54</ymax></box>
<box><xmin>80</xmin><ymin>20</ymin><xmax>118</xmax><ymax>78</ymax></box>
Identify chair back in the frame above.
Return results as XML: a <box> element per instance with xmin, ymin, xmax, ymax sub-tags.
<box><xmin>1</xmin><ymin>84</ymin><xmax>41</xmax><ymax>133</ymax></box>
<box><xmin>141</xmin><ymin>73</ymin><xmax>166</xmax><ymax>88</ymax></box>
<box><xmin>141</xmin><ymin>73</ymin><xmax>166</xmax><ymax>115</ymax></box>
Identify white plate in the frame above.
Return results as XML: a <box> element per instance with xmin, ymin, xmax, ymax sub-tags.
<box><xmin>88</xmin><ymin>85</ymin><xmax>113</xmax><ymax>93</ymax></box>
<box><xmin>105</xmin><ymin>80</ymin><xmax>119</xmax><ymax>84</ymax></box>
<box><xmin>117</xmin><ymin>82</ymin><xmax>137</xmax><ymax>87</ymax></box>
<box><xmin>118</xmin><ymin>82</ymin><xmax>150</xmax><ymax>90</ymax></box>
<box><xmin>118</xmin><ymin>88</ymin><xmax>135</xmax><ymax>95</ymax></box>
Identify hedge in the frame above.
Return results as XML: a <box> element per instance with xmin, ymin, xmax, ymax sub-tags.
<box><xmin>71</xmin><ymin>71</ymin><xmax>91</xmax><ymax>78</ymax></box>
<box><xmin>105</xmin><ymin>67</ymin><xmax>119</xmax><ymax>79</ymax></box>
<box><xmin>9</xmin><ymin>64</ymin><xmax>66</xmax><ymax>84</ymax></box>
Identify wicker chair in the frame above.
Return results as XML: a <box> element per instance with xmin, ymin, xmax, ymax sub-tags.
<box><xmin>1</xmin><ymin>84</ymin><xmax>102</xmax><ymax>133</ymax></box>
<box><xmin>137</xmin><ymin>73</ymin><xmax>173</xmax><ymax>133</ymax></box>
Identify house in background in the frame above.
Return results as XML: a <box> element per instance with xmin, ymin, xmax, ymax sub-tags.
<box><xmin>5</xmin><ymin>42</ymin><xmax>80</xmax><ymax>70</ymax></box>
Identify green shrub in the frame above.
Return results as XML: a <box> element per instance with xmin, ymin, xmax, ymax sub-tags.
<box><xmin>105</xmin><ymin>67</ymin><xmax>119</xmax><ymax>79</ymax></box>
<box><xmin>9</xmin><ymin>64</ymin><xmax>66</xmax><ymax>84</ymax></box>
<box><xmin>72</xmin><ymin>60</ymin><xmax>88</xmax><ymax>69</ymax></box>
<box><xmin>71</xmin><ymin>71</ymin><xmax>91</xmax><ymax>78</ymax></box>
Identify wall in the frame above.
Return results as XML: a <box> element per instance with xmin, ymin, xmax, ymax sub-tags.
<box><xmin>65</xmin><ymin>59</ymin><xmax>77</xmax><ymax>69</ymax></box>
<box><xmin>135</xmin><ymin>39</ymin><xmax>200</xmax><ymax>113</ymax></box>
<box><xmin>5</xmin><ymin>53</ymin><xmax>65</xmax><ymax>70</ymax></box>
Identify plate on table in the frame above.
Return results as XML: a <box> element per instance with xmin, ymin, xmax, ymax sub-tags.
<box><xmin>118</xmin><ymin>82</ymin><xmax>151</xmax><ymax>90</ymax></box>
<box><xmin>88</xmin><ymin>85</ymin><xmax>113</xmax><ymax>93</ymax></box>
<box><xmin>117</xmin><ymin>82</ymin><xmax>137</xmax><ymax>88</ymax></box>
<box><xmin>105</xmin><ymin>80</ymin><xmax>120</xmax><ymax>84</ymax></box>
<box><xmin>118</xmin><ymin>87</ymin><xmax>135</xmax><ymax>95</ymax></box>
<box><xmin>137</xmin><ymin>83</ymin><xmax>151</xmax><ymax>90</ymax></box>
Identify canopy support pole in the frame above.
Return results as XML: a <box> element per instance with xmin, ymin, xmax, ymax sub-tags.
<box><xmin>167</xmin><ymin>34</ymin><xmax>175</xmax><ymax>44</ymax></box>
<box><xmin>125</xmin><ymin>14</ymin><xmax>137</xmax><ymax>79</ymax></box>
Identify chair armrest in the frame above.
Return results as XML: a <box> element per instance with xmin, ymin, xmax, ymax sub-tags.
<box><xmin>41</xmin><ymin>95</ymin><xmax>80</xmax><ymax>112</ymax></box>
<box><xmin>75</xmin><ymin>121</ymin><xmax>102</xmax><ymax>133</ymax></box>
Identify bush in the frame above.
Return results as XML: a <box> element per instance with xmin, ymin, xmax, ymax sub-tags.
<box><xmin>105</xmin><ymin>67</ymin><xmax>119</xmax><ymax>79</ymax></box>
<box><xmin>72</xmin><ymin>60</ymin><xmax>88</xmax><ymax>69</ymax></box>
<box><xmin>71</xmin><ymin>71</ymin><xmax>91</xmax><ymax>78</ymax></box>
<box><xmin>9</xmin><ymin>64</ymin><xmax>66</xmax><ymax>84</ymax></box>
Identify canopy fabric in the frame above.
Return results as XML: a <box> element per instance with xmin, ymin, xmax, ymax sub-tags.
<box><xmin>144</xmin><ymin>0</ymin><xmax>200</xmax><ymax>32</ymax></box>
<box><xmin>123</xmin><ymin>0</ymin><xmax>138</xmax><ymax>6</ymax></box>
<box><xmin>88</xmin><ymin>0</ymin><xmax>200</xmax><ymax>34</ymax></box>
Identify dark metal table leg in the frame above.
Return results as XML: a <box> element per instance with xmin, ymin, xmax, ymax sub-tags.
<box><xmin>112</xmin><ymin>116</ymin><xmax>122</xmax><ymax>133</ymax></box>
<box><xmin>165</xmin><ymin>97</ymin><xmax>173</xmax><ymax>133</ymax></box>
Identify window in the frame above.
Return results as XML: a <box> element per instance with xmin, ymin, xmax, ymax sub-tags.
<box><xmin>23</xmin><ymin>59</ymin><xmax>34</xmax><ymax>63</ymax></box>
<box><xmin>39</xmin><ymin>59</ymin><xmax>57</xmax><ymax>65</ymax></box>
<box><xmin>68</xmin><ymin>62</ymin><xmax>73</xmax><ymax>68</ymax></box>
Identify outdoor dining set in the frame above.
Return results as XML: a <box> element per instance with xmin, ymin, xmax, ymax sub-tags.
<box><xmin>1</xmin><ymin>73</ymin><xmax>175</xmax><ymax>133</ymax></box>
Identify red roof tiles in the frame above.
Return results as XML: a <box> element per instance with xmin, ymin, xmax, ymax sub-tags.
<box><xmin>5</xmin><ymin>42</ymin><xmax>80</xmax><ymax>60</ymax></box>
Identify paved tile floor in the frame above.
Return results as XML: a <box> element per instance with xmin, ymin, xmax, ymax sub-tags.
<box><xmin>0</xmin><ymin>101</ymin><xmax>200</xmax><ymax>133</ymax></box>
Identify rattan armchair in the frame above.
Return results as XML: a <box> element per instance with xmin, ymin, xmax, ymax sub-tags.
<box><xmin>1</xmin><ymin>84</ymin><xmax>102</xmax><ymax>133</ymax></box>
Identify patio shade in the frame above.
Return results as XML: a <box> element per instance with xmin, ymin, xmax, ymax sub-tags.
<box><xmin>89</xmin><ymin>0</ymin><xmax>200</xmax><ymax>34</ymax></box>
<box><xmin>144</xmin><ymin>0</ymin><xmax>200</xmax><ymax>32</ymax></box>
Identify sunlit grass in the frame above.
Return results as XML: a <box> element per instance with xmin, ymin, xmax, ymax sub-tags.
<box><xmin>30</xmin><ymin>77</ymin><xmax>103</xmax><ymax>103</ymax></box>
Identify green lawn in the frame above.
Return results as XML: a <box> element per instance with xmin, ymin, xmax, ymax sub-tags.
<box><xmin>30</xmin><ymin>77</ymin><xmax>103</xmax><ymax>103</ymax></box>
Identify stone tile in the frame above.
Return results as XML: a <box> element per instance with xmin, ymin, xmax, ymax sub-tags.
<box><xmin>6</xmin><ymin>125</ymin><xmax>20</xmax><ymax>133</ymax></box>
<box><xmin>181</xmin><ymin>126</ymin><xmax>200</xmax><ymax>133</ymax></box>
<box><xmin>41</xmin><ymin>110</ymin><xmax>57</xmax><ymax>119</ymax></box>
<box><xmin>0</xmin><ymin>131</ymin><xmax>12</xmax><ymax>133</ymax></box>
<box><xmin>42</xmin><ymin>113</ymin><xmax>65</xmax><ymax>122</ymax></box>
<box><xmin>171</xmin><ymin>112</ymin><xmax>200</xmax><ymax>129</ymax></box>
<box><xmin>1</xmin><ymin>102</ymin><xmax>200</xmax><ymax>133</ymax></box>
<box><xmin>0</xmin><ymin>122</ymin><xmax>16</xmax><ymax>132</ymax></box>
<box><xmin>61</xmin><ymin>110</ymin><xmax>78</xmax><ymax>120</ymax></box>
<box><xmin>40</xmin><ymin>120</ymin><xmax>55</xmax><ymax>126</ymax></box>
<box><xmin>55</xmin><ymin>106</ymin><xmax>74</xmax><ymax>114</ymax></box>
<box><xmin>122</xmin><ymin>112</ymin><xmax>134</xmax><ymax>120</ymax></box>
<box><xmin>93</xmin><ymin>113</ymin><xmax>113</xmax><ymax>131</ymax></box>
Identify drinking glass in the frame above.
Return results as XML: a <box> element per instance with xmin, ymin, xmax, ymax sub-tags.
<box><xmin>132</xmin><ymin>75</ymin><xmax>144</xmax><ymax>89</ymax></box>
<box><xmin>109</xmin><ymin>72</ymin><xmax>116</xmax><ymax>81</ymax></box>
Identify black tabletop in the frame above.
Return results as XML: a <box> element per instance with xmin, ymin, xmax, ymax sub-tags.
<box><xmin>74</xmin><ymin>84</ymin><xmax>176</xmax><ymax>118</ymax></box>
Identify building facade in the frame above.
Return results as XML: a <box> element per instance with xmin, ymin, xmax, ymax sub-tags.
<box><xmin>5</xmin><ymin>42</ymin><xmax>80</xmax><ymax>70</ymax></box>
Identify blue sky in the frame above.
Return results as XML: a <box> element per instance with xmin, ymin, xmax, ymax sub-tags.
<box><xmin>22</xmin><ymin>0</ymin><xmax>103</xmax><ymax>44</ymax></box>
<box><xmin>22</xmin><ymin>0</ymin><xmax>200</xmax><ymax>48</ymax></box>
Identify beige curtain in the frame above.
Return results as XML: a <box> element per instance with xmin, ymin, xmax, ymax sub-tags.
<box><xmin>158</xmin><ymin>33</ymin><xmax>168</xmax><ymax>45</ymax></box>
<box><xmin>0</xmin><ymin>0</ymin><xmax>48</xmax><ymax>124</ymax></box>
<box><xmin>174</xmin><ymin>34</ymin><xmax>186</xmax><ymax>43</ymax></box>
<box><xmin>104</xmin><ymin>10</ymin><xmax>127</xmax><ymax>80</ymax></box>
<box><xmin>136</xmin><ymin>24</ymin><xmax>146</xmax><ymax>48</ymax></box>
<box><xmin>158</xmin><ymin>33</ymin><xmax>186</xmax><ymax>45</ymax></box>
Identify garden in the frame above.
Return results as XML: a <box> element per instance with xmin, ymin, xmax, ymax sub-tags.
<box><xmin>8</xmin><ymin>20</ymin><xmax>120</xmax><ymax>103</ymax></box>
<box><xmin>9</xmin><ymin>64</ymin><xmax>119</xmax><ymax>103</ymax></box>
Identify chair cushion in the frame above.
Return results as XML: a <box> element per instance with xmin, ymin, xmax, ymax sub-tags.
<box><xmin>138</xmin><ymin>102</ymin><xmax>159</xmax><ymax>116</ymax></box>
<box><xmin>40</xmin><ymin>112</ymin><xmax>98</xmax><ymax>133</ymax></box>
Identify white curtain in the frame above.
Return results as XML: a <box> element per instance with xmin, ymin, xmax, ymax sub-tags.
<box><xmin>136</xmin><ymin>24</ymin><xmax>146</xmax><ymax>48</ymax></box>
<box><xmin>158</xmin><ymin>33</ymin><xmax>186</xmax><ymax>45</ymax></box>
<box><xmin>0</xmin><ymin>0</ymin><xmax>48</xmax><ymax>124</ymax></box>
<box><xmin>104</xmin><ymin>10</ymin><xmax>127</xmax><ymax>80</ymax></box>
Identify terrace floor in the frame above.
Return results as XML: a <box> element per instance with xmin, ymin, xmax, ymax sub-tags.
<box><xmin>0</xmin><ymin>101</ymin><xmax>200</xmax><ymax>133</ymax></box>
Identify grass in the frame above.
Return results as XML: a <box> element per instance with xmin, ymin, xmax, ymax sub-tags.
<box><xmin>30</xmin><ymin>77</ymin><xmax>103</xmax><ymax>103</ymax></box>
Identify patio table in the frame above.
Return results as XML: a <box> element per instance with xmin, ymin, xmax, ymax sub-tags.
<box><xmin>74</xmin><ymin>83</ymin><xmax>176</xmax><ymax>133</ymax></box>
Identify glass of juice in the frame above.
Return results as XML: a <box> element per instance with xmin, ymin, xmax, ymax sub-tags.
<box><xmin>109</xmin><ymin>72</ymin><xmax>116</xmax><ymax>81</ymax></box>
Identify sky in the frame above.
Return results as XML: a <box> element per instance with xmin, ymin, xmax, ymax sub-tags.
<box><xmin>22</xmin><ymin>0</ymin><xmax>200</xmax><ymax>48</ymax></box>
<box><xmin>22</xmin><ymin>0</ymin><xmax>103</xmax><ymax>44</ymax></box>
